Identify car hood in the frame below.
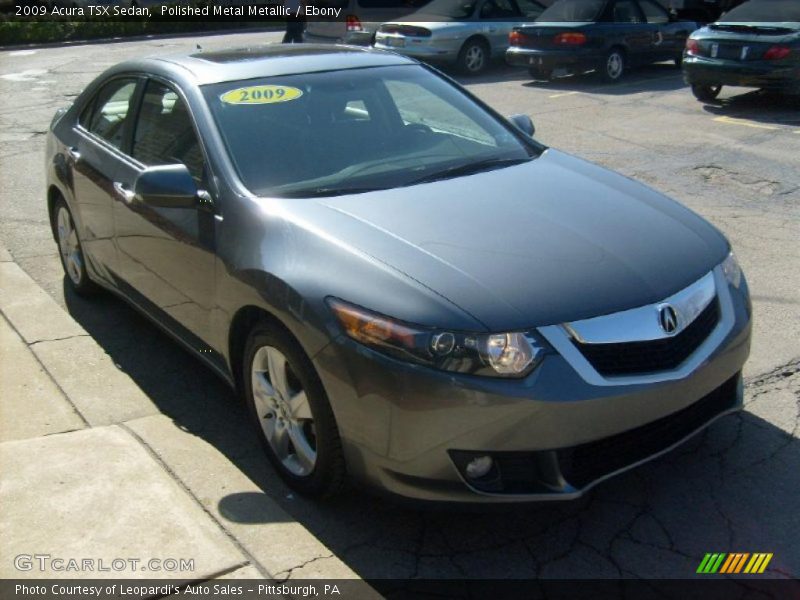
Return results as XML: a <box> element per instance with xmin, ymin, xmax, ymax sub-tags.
<box><xmin>292</xmin><ymin>149</ymin><xmax>728</xmax><ymax>331</ymax></box>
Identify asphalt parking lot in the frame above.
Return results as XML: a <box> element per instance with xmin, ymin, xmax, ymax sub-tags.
<box><xmin>1</xmin><ymin>30</ymin><xmax>798</xmax><ymax>581</ymax></box>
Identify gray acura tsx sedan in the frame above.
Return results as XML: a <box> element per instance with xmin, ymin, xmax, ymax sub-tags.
<box><xmin>46</xmin><ymin>45</ymin><xmax>751</xmax><ymax>502</ymax></box>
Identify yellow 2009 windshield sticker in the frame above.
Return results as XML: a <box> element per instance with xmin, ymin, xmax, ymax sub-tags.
<box><xmin>220</xmin><ymin>85</ymin><xmax>303</xmax><ymax>105</ymax></box>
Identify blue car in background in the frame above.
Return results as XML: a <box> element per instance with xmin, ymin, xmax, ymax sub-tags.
<box><xmin>507</xmin><ymin>0</ymin><xmax>697</xmax><ymax>81</ymax></box>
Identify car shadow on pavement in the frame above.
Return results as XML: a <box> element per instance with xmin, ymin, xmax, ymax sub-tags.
<box><xmin>449</xmin><ymin>63</ymin><xmax>538</xmax><ymax>86</ymax></box>
<box><xmin>520</xmin><ymin>63</ymin><xmax>687</xmax><ymax>96</ymax></box>
<box><xmin>701</xmin><ymin>89</ymin><xmax>800</xmax><ymax>129</ymax></box>
<box><xmin>63</xmin><ymin>280</ymin><xmax>800</xmax><ymax>580</ymax></box>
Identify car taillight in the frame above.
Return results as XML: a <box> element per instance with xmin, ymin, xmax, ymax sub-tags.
<box><xmin>685</xmin><ymin>38</ymin><xmax>700</xmax><ymax>55</ymax></box>
<box><xmin>764</xmin><ymin>45</ymin><xmax>791</xmax><ymax>60</ymax></box>
<box><xmin>346</xmin><ymin>15</ymin><xmax>363</xmax><ymax>32</ymax></box>
<box><xmin>509</xmin><ymin>31</ymin><xmax>526</xmax><ymax>46</ymax></box>
<box><xmin>402</xmin><ymin>26</ymin><xmax>432</xmax><ymax>37</ymax></box>
<box><xmin>553</xmin><ymin>32</ymin><xmax>586</xmax><ymax>46</ymax></box>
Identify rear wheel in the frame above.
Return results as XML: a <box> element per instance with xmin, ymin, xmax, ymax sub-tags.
<box><xmin>243</xmin><ymin>324</ymin><xmax>345</xmax><ymax>497</ymax></box>
<box><xmin>600</xmin><ymin>48</ymin><xmax>626</xmax><ymax>82</ymax></box>
<box><xmin>458</xmin><ymin>38</ymin><xmax>489</xmax><ymax>75</ymax></box>
<box><xmin>52</xmin><ymin>197</ymin><xmax>98</xmax><ymax>296</ymax></box>
<box><xmin>691</xmin><ymin>83</ymin><xmax>722</xmax><ymax>102</ymax></box>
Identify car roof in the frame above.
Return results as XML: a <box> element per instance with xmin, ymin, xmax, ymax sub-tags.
<box><xmin>122</xmin><ymin>45</ymin><xmax>418</xmax><ymax>86</ymax></box>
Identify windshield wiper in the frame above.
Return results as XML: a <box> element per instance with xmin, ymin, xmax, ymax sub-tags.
<box><xmin>280</xmin><ymin>186</ymin><xmax>388</xmax><ymax>198</ymax></box>
<box><xmin>405</xmin><ymin>157</ymin><xmax>531</xmax><ymax>187</ymax></box>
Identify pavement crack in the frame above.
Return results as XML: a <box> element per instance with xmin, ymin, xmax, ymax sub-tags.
<box><xmin>272</xmin><ymin>553</ymin><xmax>334</xmax><ymax>582</ymax></box>
<box><xmin>28</xmin><ymin>333</ymin><xmax>90</xmax><ymax>345</ymax></box>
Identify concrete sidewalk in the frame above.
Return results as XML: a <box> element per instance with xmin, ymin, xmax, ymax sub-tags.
<box><xmin>0</xmin><ymin>241</ymin><xmax>369</xmax><ymax>588</ymax></box>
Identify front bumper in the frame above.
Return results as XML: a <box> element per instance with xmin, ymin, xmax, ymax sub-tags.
<box><xmin>683</xmin><ymin>55</ymin><xmax>800</xmax><ymax>91</ymax></box>
<box><xmin>506</xmin><ymin>46</ymin><xmax>604</xmax><ymax>74</ymax></box>
<box><xmin>313</xmin><ymin>268</ymin><xmax>751</xmax><ymax>503</ymax></box>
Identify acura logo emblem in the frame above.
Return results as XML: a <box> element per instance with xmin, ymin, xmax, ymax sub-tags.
<box><xmin>658</xmin><ymin>304</ymin><xmax>679</xmax><ymax>334</ymax></box>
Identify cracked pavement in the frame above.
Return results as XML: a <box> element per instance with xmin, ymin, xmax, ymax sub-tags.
<box><xmin>0</xmin><ymin>32</ymin><xmax>798</xmax><ymax>581</ymax></box>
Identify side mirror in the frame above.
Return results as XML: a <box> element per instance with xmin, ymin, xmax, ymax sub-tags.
<box><xmin>134</xmin><ymin>164</ymin><xmax>198</xmax><ymax>209</ymax></box>
<box><xmin>509</xmin><ymin>114</ymin><xmax>535</xmax><ymax>137</ymax></box>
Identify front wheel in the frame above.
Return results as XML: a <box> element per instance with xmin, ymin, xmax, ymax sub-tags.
<box><xmin>600</xmin><ymin>48</ymin><xmax>625</xmax><ymax>82</ymax></box>
<box><xmin>243</xmin><ymin>324</ymin><xmax>345</xmax><ymax>497</ymax></box>
<box><xmin>458</xmin><ymin>39</ymin><xmax>489</xmax><ymax>75</ymax></box>
<box><xmin>691</xmin><ymin>83</ymin><xmax>722</xmax><ymax>102</ymax></box>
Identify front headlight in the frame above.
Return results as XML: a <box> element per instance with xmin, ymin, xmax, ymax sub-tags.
<box><xmin>721</xmin><ymin>251</ymin><xmax>742</xmax><ymax>288</ymax></box>
<box><xmin>328</xmin><ymin>298</ymin><xmax>547</xmax><ymax>378</ymax></box>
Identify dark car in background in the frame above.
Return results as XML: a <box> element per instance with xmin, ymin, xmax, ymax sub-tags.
<box><xmin>506</xmin><ymin>0</ymin><xmax>697</xmax><ymax>81</ymax></box>
<box><xmin>682</xmin><ymin>0</ymin><xmax>800</xmax><ymax>102</ymax></box>
<box><xmin>46</xmin><ymin>45</ymin><xmax>751</xmax><ymax>503</ymax></box>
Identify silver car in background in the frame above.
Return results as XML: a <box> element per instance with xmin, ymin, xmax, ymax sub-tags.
<box><xmin>305</xmin><ymin>0</ymin><xmax>431</xmax><ymax>45</ymax></box>
<box><xmin>374</xmin><ymin>0</ymin><xmax>547</xmax><ymax>74</ymax></box>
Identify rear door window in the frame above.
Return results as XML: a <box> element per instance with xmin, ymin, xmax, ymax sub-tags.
<box><xmin>517</xmin><ymin>0</ymin><xmax>544</xmax><ymax>19</ymax></box>
<box><xmin>638</xmin><ymin>0</ymin><xmax>669</xmax><ymax>24</ymax></box>
<box><xmin>612</xmin><ymin>0</ymin><xmax>644</xmax><ymax>23</ymax></box>
<box><xmin>84</xmin><ymin>79</ymin><xmax>138</xmax><ymax>150</ymax></box>
<box><xmin>480</xmin><ymin>0</ymin><xmax>519</xmax><ymax>19</ymax></box>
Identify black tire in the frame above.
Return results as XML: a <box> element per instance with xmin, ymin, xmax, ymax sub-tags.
<box><xmin>674</xmin><ymin>53</ymin><xmax>683</xmax><ymax>67</ymax></box>
<box><xmin>243</xmin><ymin>323</ymin><xmax>345</xmax><ymax>498</ymax></box>
<box><xmin>528</xmin><ymin>67</ymin><xmax>552</xmax><ymax>81</ymax></box>
<box><xmin>51</xmin><ymin>196</ymin><xmax>99</xmax><ymax>296</ymax></box>
<box><xmin>458</xmin><ymin>38</ymin><xmax>490</xmax><ymax>75</ymax></box>
<box><xmin>599</xmin><ymin>47</ymin><xmax>626</xmax><ymax>82</ymax></box>
<box><xmin>691</xmin><ymin>83</ymin><xmax>722</xmax><ymax>102</ymax></box>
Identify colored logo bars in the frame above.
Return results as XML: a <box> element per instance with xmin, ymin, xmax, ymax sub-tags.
<box><xmin>697</xmin><ymin>553</ymin><xmax>773</xmax><ymax>574</ymax></box>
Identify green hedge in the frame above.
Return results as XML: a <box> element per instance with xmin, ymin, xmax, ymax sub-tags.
<box><xmin>0</xmin><ymin>19</ymin><xmax>280</xmax><ymax>47</ymax></box>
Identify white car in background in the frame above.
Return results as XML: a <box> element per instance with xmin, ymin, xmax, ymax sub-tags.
<box><xmin>305</xmin><ymin>0</ymin><xmax>431</xmax><ymax>45</ymax></box>
<box><xmin>374</xmin><ymin>0</ymin><xmax>546</xmax><ymax>74</ymax></box>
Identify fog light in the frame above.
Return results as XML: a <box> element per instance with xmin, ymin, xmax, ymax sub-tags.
<box><xmin>465</xmin><ymin>455</ymin><xmax>494</xmax><ymax>479</ymax></box>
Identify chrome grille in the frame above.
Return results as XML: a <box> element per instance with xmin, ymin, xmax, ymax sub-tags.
<box><xmin>572</xmin><ymin>298</ymin><xmax>720</xmax><ymax>376</ymax></box>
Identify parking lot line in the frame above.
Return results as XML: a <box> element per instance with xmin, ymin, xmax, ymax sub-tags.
<box><xmin>549</xmin><ymin>91</ymin><xmax>580</xmax><ymax>99</ymax></box>
<box><xmin>713</xmin><ymin>116</ymin><xmax>780</xmax><ymax>131</ymax></box>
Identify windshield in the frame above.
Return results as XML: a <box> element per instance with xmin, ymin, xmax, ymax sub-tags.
<box><xmin>721</xmin><ymin>0</ymin><xmax>800</xmax><ymax>22</ymax></box>
<box><xmin>537</xmin><ymin>0</ymin><xmax>605</xmax><ymax>22</ymax></box>
<box><xmin>410</xmin><ymin>0</ymin><xmax>478</xmax><ymax>19</ymax></box>
<box><xmin>203</xmin><ymin>65</ymin><xmax>536</xmax><ymax>197</ymax></box>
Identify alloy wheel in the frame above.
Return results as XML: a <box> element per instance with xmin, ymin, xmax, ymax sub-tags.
<box><xmin>606</xmin><ymin>52</ymin><xmax>624</xmax><ymax>81</ymax></box>
<box><xmin>56</xmin><ymin>205</ymin><xmax>83</xmax><ymax>285</ymax></box>
<box><xmin>464</xmin><ymin>45</ymin><xmax>486</xmax><ymax>73</ymax></box>
<box><xmin>251</xmin><ymin>345</ymin><xmax>317</xmax><ymax>476</ymax></box>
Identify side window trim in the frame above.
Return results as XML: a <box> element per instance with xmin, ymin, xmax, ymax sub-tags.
<box><xmin>121</xmin><ymin>78</ymin><xmax>146</xmax><ymax>157</ymax></box>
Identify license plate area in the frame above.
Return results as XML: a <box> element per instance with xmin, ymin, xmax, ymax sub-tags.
<box><xmin>380</xmin><ymin>36</ymin><xmax>405</xmax><ymax>48</ymax></box>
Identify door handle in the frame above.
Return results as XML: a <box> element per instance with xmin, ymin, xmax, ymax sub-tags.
<box><xmin>113</xmin><ymin>182</ymin><xmax>136</xmax><ymax>204</ymax></box>
<box><xmin>66</xmin><ymin>147</ymin><xmax>80</xmax><ymax>162</ymax></box>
